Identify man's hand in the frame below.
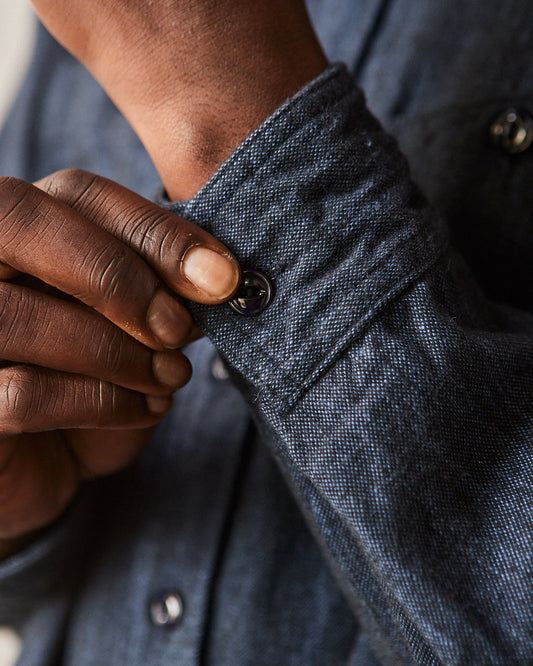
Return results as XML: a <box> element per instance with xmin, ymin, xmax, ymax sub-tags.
<box><xmin>29</xmin><ymin>0</ymin><xmax>327</xmax><ymax>199</ymax></box>
<box><xmin>0</xmin><ymin>169</ymin><xmax>240</xmax><ymax>558</ymax></box>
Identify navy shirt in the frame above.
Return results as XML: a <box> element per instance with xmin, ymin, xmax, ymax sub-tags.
<box><xmin>0</xmin><ymin>2</ymin><xmax>532</xmax><ymax>664</ymax></box>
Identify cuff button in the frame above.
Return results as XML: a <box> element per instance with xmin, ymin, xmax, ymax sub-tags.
<box><xmin>229</xmin><ymin>269</ymin><xmax>273</xmax><ymax>316</ymax></box>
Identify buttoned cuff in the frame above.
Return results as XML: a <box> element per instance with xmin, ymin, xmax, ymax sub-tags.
<box><xmin>160</xmin><ymin>64</ymin><xmax>447</xmax><ymax>413</ymax></box>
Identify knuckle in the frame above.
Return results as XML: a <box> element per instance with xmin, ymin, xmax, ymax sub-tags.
<box><xmin>72</xmin><ymin>241</ymin><xmax>133</xmax><ymax>307</ymax></box>
<box><xmin>94</xmin><ymin>327</ymin><xmax>132</xmax><ymax>378</ymax></box>
<box><xmin>0</xmin><ymin>176</ymin><xmax>21</xmax><ymax>193</ymax></box>
<box><xmin>42</xmin><ymin>168</ymin><xmax>98</xmax><ymax>204</ymax></box>
<box><xmin>0</xmin><ymin>282</ymin><xmax>15</xmax><ymax>327</ymax></box>
<box><xmin>85</xmin><ymin>379</ymin><xmax>115</xmax><ymax>424</ymax></box>
<box><xmin>123</xmin><ymin>207</ymin><xmax>172</xmax><ymax>257</ymax></box>
<box><xmin>0</xmin><ymin>366</ymin><xmax>39</xmax><ymax>433</ymax></box>
<box><xmin>0</xmin><ymin>287</ymin><xmax>20</xmax><ymax>357</ymax></box>
<box><xmin>71</xmin><ymin>239</ymin><xmax>155</xmax><ymax>323</ymax></box>
<box><xmin>0</xmin><ymin>177</ymin><xmax>33</xmax><ymax>231</ymax></box>
<box><xmin>0</xmin><ymin>285</ymin><xmax>41</xmax><ymax>353</ymax></box>
<box><xmin>88</xmin><ymin>246</ymin><xmax>131</xmax><ymax>302</ymax></box>
<box><xmin>0</xmin><ymin>178</ymin><xmax>60</xmax><ymax>259</ymax></box>
<box><xmin>122</xmin><ymin>206</ymin><xmax>200</xmax><ymax>278</ymax></box>
<box><xmin>0</xmin><ymin>176</ymin><xmax>27</xmax><ymax>199</ymax></box>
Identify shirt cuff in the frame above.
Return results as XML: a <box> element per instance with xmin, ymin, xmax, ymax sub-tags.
<box><xmin>159</xmin><ymin>64</ymin><xmax>447</xmax><ymax>413</ymax></box>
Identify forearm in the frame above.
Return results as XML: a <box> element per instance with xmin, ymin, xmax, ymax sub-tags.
<box><xmin>131</xmin><ymin>15</ymin><xmax>327</xmax><ymax>199</ymax></box>
<box><xmin>31</xmin><ymin>0</ymin><xmax>328</xmax><ymax>199</ymax></box>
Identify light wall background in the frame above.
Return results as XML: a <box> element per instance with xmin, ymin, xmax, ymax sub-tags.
<box><xmin>0</xmin><ymin>0</ymin><xmax>35</xmax><ymax>128</ymax></box>
<box><xmin>0</xmin><ymin>4</ymin><xmax>38</xmax><ymax>664</ymax></box>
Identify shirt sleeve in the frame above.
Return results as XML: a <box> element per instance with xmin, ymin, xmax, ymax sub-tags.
<box><xmin>161</xmin><ymin>64</ymin><xmax>533</xmax><ymax>665</ymax></box>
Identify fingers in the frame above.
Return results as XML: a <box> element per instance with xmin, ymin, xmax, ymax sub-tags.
<box><xmin>0</xmin><ymin>427</ymin><xmax>152</xmax><ymax>540</ymax></box>
<box><xmin>0</xmin><ymin>365</ymin><xmax>173</xmax><ymax>437</ymax></box>
<box><xmin>0</xmin><ymin>431</ymin><xmax>81</xmax><ymax>539</ymax></box>
<box><xmin>35</xmin><ymin>169</ymin><xmax>241</xmax><ymax>302</ymax></box>
<box><xmin>63</xmin><ymin>428</ymin><xmax>153</xmax><ymax>480</ymax></box>
<box><xmin>0</xmin><ymin>282</ymin><xmax>192</xmax><ymax>394</ymax></box>
<box><xmin>0</xmin><ymin>176</ymin><xmax>192</xmax><ymax>349</ymax></box>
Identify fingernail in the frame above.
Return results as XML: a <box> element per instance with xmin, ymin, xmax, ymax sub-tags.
<box><xmin>152</xmin><ymin>351</ymin><xmax>186</xmax><ymax>389</ymax></box>
<box><xmin>147</xmin><ymin>291</ymin><xmax>190</xmax><ymax>348</ymax></box>
<box><xmin>182</xmin><ymin>247</ymin><xmax>239</xmax><ymax>299</ymax></box>
<box><xmin>146</xmin><ymin>394</ymin><xmax>173</xmax><ymax>415</ymax></box>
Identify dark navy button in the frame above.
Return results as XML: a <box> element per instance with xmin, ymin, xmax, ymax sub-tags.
<box><xmin>149</xmin><ymin>591</ymin><xmax>184</xmax><ymax>627</ymax></box>
<box><xmin>490</xmin><ymin>108</ymin><xmax>533</xmax><ymax>154</ymax></box>
<box><xmin>229</xmin><ymin>269</ymin><xmax>272</xmax><ymax>316</ymax></box>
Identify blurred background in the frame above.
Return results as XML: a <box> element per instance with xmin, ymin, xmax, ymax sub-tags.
<box><xmin>0</xmin><ymin>2</ymin><xmax>37</xmax><ymax>662</ymax></box>
<box><xmin>0</xmin><ymin>0</ymin><xmax>35</xmax><ymax>128</ymax></box>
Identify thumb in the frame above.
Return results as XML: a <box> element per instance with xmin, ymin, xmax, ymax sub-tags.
<box><xmin>35</xmin><ymin>169</ymin><xmax>241</xmax><ymax>304</ymax></box>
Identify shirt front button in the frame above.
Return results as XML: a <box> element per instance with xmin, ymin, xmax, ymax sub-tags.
<box><xmin>149</xmin><ymin>591</ymin><xmax>184</xmax><ymax>628</ymax></box>
<box><xmin>229</xmin><ymin>269</ymin><xmax>273</xmax><ymax>316</ymax></box>
<box><xmin>490</xmin><ymin>108</ymin><xmax>533</xmax><ymax>154</ymax></box>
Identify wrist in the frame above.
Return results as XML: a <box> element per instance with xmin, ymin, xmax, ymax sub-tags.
<box><xmin>137</xmin><ymin>50</ymin><xmax>327</xmax><ymax>200</ymax></box>
<box><xmin>101</xmin><ymin>7</ymin><xmax>328</xmax><ymax>199</ymax></box>
<box><xmin>33</xmin><ymin>0</ymin><xmax>327</xmax><ymax>199</ymax></box>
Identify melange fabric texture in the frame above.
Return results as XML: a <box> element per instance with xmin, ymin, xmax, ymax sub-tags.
<box><xmin>0</xmin><ymin>1</ymin><xmax>532</xmax><ymax>665</ymax></box>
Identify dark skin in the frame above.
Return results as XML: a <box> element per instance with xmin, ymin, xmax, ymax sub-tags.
<box><xmin>0</xmin><ymin>1</ymin><xmax>326</xmax><ymax>558</ymax></box>
<box><xmin>30</xmin><ymin>0</ymin><xmax>327</xmax><ymax>199</ymax></box>
<box><xmin>0</xmin><ymin>171</ymin><xmax>240</xmax><ymax>558</ymax></box>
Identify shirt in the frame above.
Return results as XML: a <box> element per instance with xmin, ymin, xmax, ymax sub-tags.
<box><xmin>0</xmin><ymin>1</ymin><xmax>532</xmax><ymax>664</ymax></box>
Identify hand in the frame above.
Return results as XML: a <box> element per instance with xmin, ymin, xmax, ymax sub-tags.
<box><xmin>29</xmin><ymin>0</ymin><xmax>327</xmax><ymax>198</ymax></box>
<box><xmin>0</xmin><ymin>169</ymin><xmax>240</xmax><ymax>558</ymax></box>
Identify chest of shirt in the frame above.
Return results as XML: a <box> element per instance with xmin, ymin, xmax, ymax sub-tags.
<box><xmin>309</xmin><ymin>0</ymin><xmax>533</xmax><ymax>309</ymax></box>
